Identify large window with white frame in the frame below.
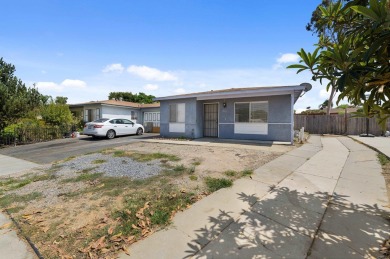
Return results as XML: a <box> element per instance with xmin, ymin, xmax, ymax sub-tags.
<box><xmin>234</xmin><ymin>101</ymin><xmax>268</xmax><ymax>134</ymax></box>
<box><xmin>169</xmin><ymin>103</ymin><xmax>185</xmax><ymax>133</ymax></box>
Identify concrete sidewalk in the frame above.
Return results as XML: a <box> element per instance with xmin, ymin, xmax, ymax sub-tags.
<box><xmin>0</xmin><ymin>155</ymin><xmax>40</xmax><ymax>259</ymax></box>
<box><xmin>350</xmin><ymin>135</ymin><xmax>390</xmax><ymax>158</ymax></box>
<box><xmin>0</xmin><ymin>154</ymin><xmax>39</xmax><ymax>177</ymax></box>
<box><xmin>119</xmin><ymin>135</ymin><xmax>390</xmax><ymax>258</ymax></box>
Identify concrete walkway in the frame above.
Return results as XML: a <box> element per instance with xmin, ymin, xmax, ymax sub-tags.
<box><xmin>119</xmin><ymin>135</ymin><xmax>390</xmax><ymax>259</ymax></box>
<box><xmin>0</xmin><ymin>155</ymin><xmax>39</xmax><ymax>259</ymax></box>
<box><xmin>0</xmin><ymin>154</ymin><xmax>39</xmax><ymax>177</ymax></box>
<box><xmin>350</xmin><ymin>135</ymin><xmax>390</xmax><ymax>158</ymax></box>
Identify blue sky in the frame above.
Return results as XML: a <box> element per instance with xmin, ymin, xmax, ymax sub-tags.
<box><xmin>1</xmin><ymin>0</ymin><xmax>338</xmax><ymax>111</ymax></box>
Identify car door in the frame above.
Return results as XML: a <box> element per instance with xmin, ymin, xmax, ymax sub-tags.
<box><xmin>109</xmin><ymin>119</ymin><xmax>125</xmax><ymax>135</ymax></box>
<box><xmin>122</xmin><ymin>119</ymin><xmax>136</xmax><ymax>135</ymax></box>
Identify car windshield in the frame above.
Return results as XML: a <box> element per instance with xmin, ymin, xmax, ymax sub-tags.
<box><xmin>93</xmin><ymin>118</ymin><xmax>109</xmax><ymax>123</ymax></box>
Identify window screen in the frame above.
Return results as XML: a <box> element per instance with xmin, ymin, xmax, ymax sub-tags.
<box><xmin>169</xmin><ymin>103</ymin><xmax>185</xmax><ymax>123</ymax></box>
<box><xmin>235</xmin><ymin>102</ymin><xmax>268</xmax><ymax>123</ymax></box>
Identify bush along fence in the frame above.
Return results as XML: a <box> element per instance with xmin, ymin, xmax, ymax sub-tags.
<box><xmin>294</xmin><ymin>114</ymin><xmax>390</xmax><ymax>136</ymax></box>
<box><xmin>0</xmin><ymin>124</ymin><xmax>76</xmax><ymax>147</ymax></box>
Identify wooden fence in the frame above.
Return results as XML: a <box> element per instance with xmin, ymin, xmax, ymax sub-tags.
<box><xmin>294</xmin><ymin>114</ymin><xmax>390</xmax><ymax>135</ymax></box>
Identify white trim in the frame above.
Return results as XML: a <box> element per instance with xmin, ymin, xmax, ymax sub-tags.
<box><xmin>203</xmin><ymin>102</ymin><xmax>219</xmax><ymax>138</ymax></box>
<box><xmin>169</xmin><ymin>123</ymin><xmax>185</xmax><ymax>133</ymax></box>
<box><xmin>234</xmin><ymin>123</ymin><xmax>268</xmax><ymax>135</ymax></box>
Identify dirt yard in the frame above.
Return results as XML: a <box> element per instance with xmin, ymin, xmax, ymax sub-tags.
<box><xmin>0</xmin><ymin>141</ymin><xmax>293</xmax><ymax>258</ymax></box>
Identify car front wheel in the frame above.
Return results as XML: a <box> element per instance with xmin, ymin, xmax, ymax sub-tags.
<box><xmin>106</xmin><ymin>130</ymin><xmax>116</xmax><ymax>139</ymax></box>
<box><xmin>136</xmin><ymin>127</ymin><xmax>143</xmax><ymax>135</ymax></box>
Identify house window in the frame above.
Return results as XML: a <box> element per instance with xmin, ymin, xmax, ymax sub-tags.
<box><xmin>169</xmin><ymin>103</ymin><xmax>185</xmax><ymax>133</ymax></box>
<box><xmin>131</xmin><ymin>111</ymin><xmax>138</xmax><ymax>121</ymax></box>
<box><xmin>95</xmin><ymin>108</ymin><xmax>100</xmax><ymax>120</ymax></box>
<box><xmin>234</xmin><ymin>101</ymin><xmax>268</xmax><ymax>134</ymax></box>
<box><xmin>235</xmin><ymin>102</ymin><xmax>268</xmax><ymax>123</ymax></box>
<box><xmin>169</xmin><ymin>103</ymin><xmax>185</xmax><ymax>123</ymax></box>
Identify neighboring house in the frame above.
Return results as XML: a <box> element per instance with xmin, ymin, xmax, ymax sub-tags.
<box><xmin>69</xmin><ymin>100</ymin><xmax>160</xmax><ymax>132</ymax></box>
<box><xmin>154</xmin><ymin>84</ymin><xmax>311</xmax><ymax>143</ymax></box>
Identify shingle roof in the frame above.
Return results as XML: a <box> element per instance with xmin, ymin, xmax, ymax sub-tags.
<box><xmin>70</xmin><ymin>100</ymin><xmax>160</xmax><ymax>108</ymax></box>
<box><xmin>155</xmin><ymin>84</ymin><xmax>311</xmax><ymax>103</ymax></box>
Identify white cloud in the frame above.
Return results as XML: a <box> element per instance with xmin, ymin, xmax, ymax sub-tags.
<box><xmin>36</xmin><ymin>79</ymin><xmax>87</xmax><ymax>92</ymax></box>
<box><xmin>36</xmin><ymin>82</ymin><xmax>62</xmax><ymax>91</ymax></box>
<box><xmin>127</xmin><ymin>65</ymin><xmax>177</xmax><ymax>81</ymax></box>
<box><xmin>276</xmin><ymin>53</ymin><xmax>300</xmax><ymax>64</ymax></box>
<box><xmin>174</xmin><ymin>88</ymin><xmax>186</xmax><ymax>94</ymax></box>
<box><xmin>144</xmin><ymin>84</ymin><xmax>159</xmax><ymax>91</ymax></box>
<box><xmin>61</xmin><ymin>79</ymin><xmax>87</xmax><ymax>88</ymax></box>
<box><xmin>102</xmin><ymin>63</ymin><xmax>124</xmax><ymax>73</ymax></box>
<box><xmin>273</xmin><ymin>53</ymin><xmax>301</xmax><ymax>70</ymax></box>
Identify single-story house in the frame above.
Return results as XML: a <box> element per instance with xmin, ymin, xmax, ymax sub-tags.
<box><xmin>69</xmin><ymin>100</ymin><xmax>160</xmax><ymax>132</ymax></box>
<box><xmin>154</xmin><ymin>83</ymin><xmax>311</xmax><ymax>143</ymax></box>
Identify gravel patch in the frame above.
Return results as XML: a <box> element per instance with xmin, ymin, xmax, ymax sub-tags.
<box><xmin>58</xmin><ymin>153</ymin><xmax>163</xmax><ymax>179</ymax></box>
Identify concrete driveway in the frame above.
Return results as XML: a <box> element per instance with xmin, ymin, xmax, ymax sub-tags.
<box><xmin>0</xmin><ymin>133</ymin><xmax>159</xmax><ymax>164</ymax></box>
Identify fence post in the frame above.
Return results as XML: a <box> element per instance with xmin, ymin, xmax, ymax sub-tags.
<box><xmin>344</xmin><ymin>111</ymin><xmax>348</xmax><ymax>135</ymax></box>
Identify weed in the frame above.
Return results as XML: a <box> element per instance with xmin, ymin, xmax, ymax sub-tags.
<box><xmin>132</xmin><ymin>152</ymin><xmax>180</xmax><ymax>162</ymax></box>
<box><xmin>62</xmin><ymin>173</ymin><xmax>103</xmax><ymax>183</ymax></box>
<box><xmin>0</xmin><ymin>173</ymin><xmax>56</xmax><ymax>192</ymax></box>
<box><xmin>205</xmin><ymin>177</ymin><xmax>233</xmax><ymax>192</ymax></box>
<box><xmin>77</xmin><ymin>167</ymin><xmax>97</xmax><ymax>174</ymax></box>
<box><xmin>191</xmin><ymin>159</ymin><xmax>202</xmax><ymax>166</ymax></box>
<box><xmin>173</xmin><ymin>164</ymin><xmax>186</xmax><ymax>172</ymax></box>
<box><xmin>378</xmin><ymin>153</ymin><xmax>389</xmax><ymax>166</ymax></box>
<box><xmin>224</xmin><ymin>170</ymin><xmax>236</xmax><ymax>177</ymax></box>
<box><xmin>92</xmin><ymin>159</ymin><xmax>106</xmax><ymax>164</ymax></box>
<box><xmin>45</xmin><ymin>164</ymin><xmax>63</xmax><ymax>173</ymax></box>
<box><xmin>113</xmin><ymin>150</ymin><xmax>126</xmax><ymax>157</ymax></box>
<box><xmin>113</xmin><ymin>188</ymin><xmax>196</xmax><ymax>237</ymax></box>
<box><xmin>0</xmin><ymin>192</ymin><xmax>42</xmax><ymax>207</ymax></box>
<box><xmin>112</xmin><ymin>150</ymin><xmax>180</xmax><ymax>162</ymax></box>
<box><xmin>7</xmin><ymin>206</ymin><xmax>25</xmax><ymax>213</ymax></box>
<box><xmin>189</xmin><ymin>175</ymin><xmax>198</xmax><ymax>181</ymax></box>
<box><xmin>188</xmin><ymin>166</ymin><xmax>196</xmax><ymax>174</ymax></box>
<box><xmin>241</xmin><ymin>169</ymin><xmax>253</xmax><ymax>176</ymax></box>
<box><xmin>63</xmin><ymin>156</ymin><xmax>76</xmax><ymax>162</ymax></box>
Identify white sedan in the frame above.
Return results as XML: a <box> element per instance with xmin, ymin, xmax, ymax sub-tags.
<box><xmin>83</xmin><ymin>118</ymin><xmax>144</xmax><ymax>139</ymax></box>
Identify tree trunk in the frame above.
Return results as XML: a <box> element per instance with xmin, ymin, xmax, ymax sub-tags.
<box><xmin>326</xmin><ymin>86</ymin><xmax>336</xmax><ymax>115</ymax></box>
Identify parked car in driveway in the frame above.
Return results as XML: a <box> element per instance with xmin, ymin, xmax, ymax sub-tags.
<box><xmin>83</xmin><ymin>118</ymin><xmax>144</xmax><ymax>139</ymax></box>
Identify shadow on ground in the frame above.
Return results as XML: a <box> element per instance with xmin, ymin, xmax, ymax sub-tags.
<box><xmin>184</xmin><ymin>187</ymin><xmax>390</xmax><ymax>258</ymax></box>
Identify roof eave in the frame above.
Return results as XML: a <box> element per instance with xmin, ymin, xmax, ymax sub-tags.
<box><xmin>155</xmin><ymin>85</ymin><xmax>306</xmax><ymax>102</ymax></box>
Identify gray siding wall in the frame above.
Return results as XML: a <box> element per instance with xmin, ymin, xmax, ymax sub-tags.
<box><xmin>209</xmin><ymin>95</ymin><xmax>292</xmax><ymax>142</ymax></box>
<box><xmin>160</xmin><ymin>94</ymin><xmax>293</xmax><ymax>142</ymax></box>
<box><xmin>160</xmin><ymin>98</ymin><xmax>201</xmax><ymax>138</ymax></box>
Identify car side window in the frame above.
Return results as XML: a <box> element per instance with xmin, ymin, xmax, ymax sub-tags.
<box><xmin>122</xmin><ymin>119</ymin><xmax>133</xmax><ymax>125</ymax></box>
<box><xmin>109</xmin><ymin>120</ymin><xmax>116</xmax><ymax>124</ymax></box>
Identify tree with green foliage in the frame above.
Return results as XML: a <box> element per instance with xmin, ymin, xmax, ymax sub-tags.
<box><xmin>0</xmin><ymin>58</ymin><xmax>42</xmax><ymax>130</ymax></box>
<box><xmin>40</xmin><ymin>101</ymin><xmax>73</xmax><ymax>126</ymax></box>
<box><xmin>288</xmin><ymin>0</ymin><xmax>389</xmax><ymax>123</ymax></box>
<box><xmin>319</xmin><ymin>99</ymin><xmax>333</xmax><ymax>110</ymax></box>
<box><xmin>108</xmin><ymin>91</ymin><xmax>156</xmax><ymax>104</ymax></box>
<box><xmin>55</xmin><ymin>96</ymin><xmax>68</xmax><ymax>105</ymax></box>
